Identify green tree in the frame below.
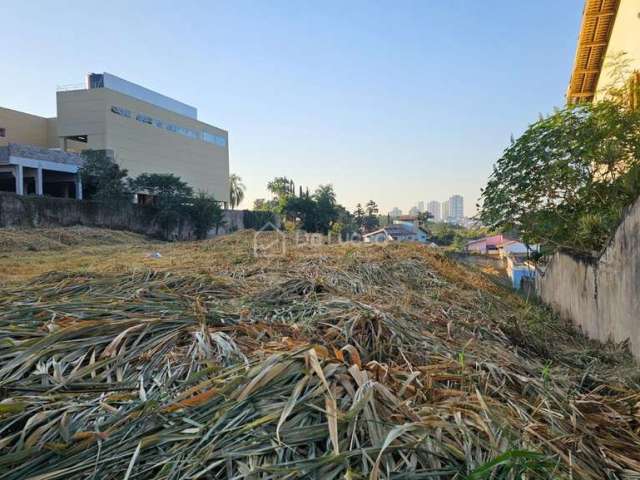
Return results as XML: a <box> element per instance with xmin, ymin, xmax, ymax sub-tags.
<box><xmin>363</xmin><ymin>200</ymin><xmax>380</xmax><ymax>232</ymax></box>
<box><xmin>229</xmin><ymin>173</ymin><xmax>246</xmax><ymax>209</ymax></box>
<box><xmin>312</xmin><ymin>184</ymin><xmax>338</xmax><ymax>234</ymax></box>
<box><xmin>187</xmin><ymin>192</ymin><xmax>225</xmax><ymax>239</ymax></box>
<box><xmin>479</xmin><ymin>100</ymin><xmax>640</xmax><ymax>254</ymax></box>
<box><xmin>129</xmin><ymin>173</ymin><xmax>193</xmax><ymax>200</ymax></box>
<box><xmin>417</xmin><ymin>211</ymin><xmax>434</xmax><ymax>224</ymax></box>
<box><xmin>353</xmin><ymin>203</ymin><xmax>365</xmax><ymax>232</ymax></box>
<box><xmin>253</xmin><ymin>198</ymin><xmax>272</xmax><ymax>211</ymax></box>
<box><xmin>129</xmin><ymin>173</ymin><xmax>194</xmax><ymax>239</ymax></box>
<box><xmin>267</xmin><ymin>176</ymin><xmax>295</xmax><ymax>200</ymax></box>
<box><xmin>333</xmin><ymin>205</ymin><xmax>357</xmax><ymax>239</ymax></box>
<box><xmin>282</xmin><ymin>195</ymin><xmax>317</xmax><ymax>232</ymax></box>
<box><xmin>79</xmin><ymin>150</ymin><xmax>130</xmax><ymax>203</ymax></box>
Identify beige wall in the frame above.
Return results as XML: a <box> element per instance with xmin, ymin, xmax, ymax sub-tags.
<box><xmin>595</xmin><ymin>0</ymin><xmax>640</xmax><ymax>100</ymax></box>
<box><xmin>0</xmin><ymin>107</ymin><xmax>57</xmax><ymax>148</ymax></box>
<box><xmin>57</xmin><ymin>88</ymin><xmax>229</xmax><ymax>202</ymax></box>
<box><xmin>537</xmin><ymin>195</ymin><xmax>640</xmax><ymax>359</ymax></box>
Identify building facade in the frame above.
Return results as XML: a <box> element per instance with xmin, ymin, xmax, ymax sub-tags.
<box><xmin>426</xmin><ymin>200</ymin><xmax>440</xmax><ymax>221</ymax></box>
<box><xmin>0</xmin><ymin>143</ymin><xmax>83</xmax><ymax>198</ymax></box>
<box><xmin>441</xmin><ymin>200</ymin><xmax>449</xmax><ymax>222</ymax></box>
<box><xmin>448</xmin><ymin>195</ymin><xmax>464</xmax><ymax>223</ymax></box>
<box><xmin>0</xmin><ymin>72</ymin><xmax>229</xmax><ymax>203</ymax></box>
<box><xmin>363</xmin><ymin>223</ymin><xmax>430</xmax><ymax>244</ymax></box>
<box><xmin>389</xmin><ymin>207</ymin><xmax>402</xmax><ymax>218</ymax></box>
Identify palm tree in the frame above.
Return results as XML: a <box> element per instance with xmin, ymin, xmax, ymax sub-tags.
<box><xmin>229</xmin><ymin>174</ymin><xmax>246</xmax><ymax>209</ymax></box>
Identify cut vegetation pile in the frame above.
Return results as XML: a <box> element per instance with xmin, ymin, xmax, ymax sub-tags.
<box><xmin>0</xmin><ymin>226</ymin><xmax>148</xmax><ymax>253</ymax></box>
<box><xmin>0</xmin><ymin>231</ymin><xmax>638</xmax><ymax>479</ymax></box>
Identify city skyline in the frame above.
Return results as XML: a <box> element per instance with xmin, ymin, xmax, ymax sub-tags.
<box><xmin>391</xmin><ymin>194</ymin><xmax>465</xmax><ymax>219</ymax></box>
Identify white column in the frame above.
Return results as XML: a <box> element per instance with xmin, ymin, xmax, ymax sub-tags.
<box><xmin>75</xmin><ymin>175</ymin><xmax>83</xmax><ymax>200</ymax></box>
<box><xmin>36</xmin><ymin>168</ymin><xmax>43</xmax><ymax>196</ymax></box>
<box><xmin>15</xmin><ymin>164</ymin><xmax>24</xmax><ymax>195</ymax></box>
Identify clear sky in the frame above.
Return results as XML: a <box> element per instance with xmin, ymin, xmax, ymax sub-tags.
<box><xmin>1</xmin><ymin>1</ymin><xmax>584</xmax><ymax>215</ymax></box>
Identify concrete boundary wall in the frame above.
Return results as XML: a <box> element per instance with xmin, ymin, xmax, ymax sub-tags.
<box><xmin>0</xmin><ymin>192</ymin><xmax>279</xmax><ymax>241</ymax></box>
<box><xmin>0</xmin><ymin>192</ymin><xmax>195</xmax><ymax>240</ymax></box>
<box><xmin>536</xmin><ymin>196</ymin><xmax>640</xmax><ymax>359</ymax></box>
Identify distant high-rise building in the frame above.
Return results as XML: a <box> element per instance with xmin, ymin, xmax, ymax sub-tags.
<box><xmin>389</xmin><ymin>207</ymin><xmax>402</xmax><ymax>218</ymax></box>
<box><xmin>442</xmin><ymin>200</ymin><xmax>450</xmax><ymax>222</ymax></box>
<box><xmin>448</xmin><ymin>195</ymin><xmax>464</xmax><ymax>223</ymax></box>
<box><xmin>417</xmin><ymin>201</ymin><xmax>424</xmax><ymax>212</ymax></box>
<box><xmin>409</xmin><ymin>206</ymin><xmax>420</xmax><ymax>216</ymax></box>
<box><xmin>426</xmin><ymin>201</ymin><xmax>441</xmax><ymax>221</ymax></box>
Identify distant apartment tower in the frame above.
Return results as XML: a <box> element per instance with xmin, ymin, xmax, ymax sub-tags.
<box><xmin>448</xmin><ymin>195</ymin><xmax>464</xmax><ymax>223</ymax></box>
<box><xmin>389</xmin><ymin>207</ymin><xmax>402</xmax><ymax>218</ymax></box>
<box><xmin>417</xmin><ymin>201</ymin><xmax>424</xmax><ymax>212</ymax></box>
<box><xmin>426</xmin><ymin>200</ymin><xmax>440</xmax><ymax>221</ymax></box>
<box><xmin>441</xmin><ymin>200</ymin><xmax>450</xmax><ymax>222</ymax></box>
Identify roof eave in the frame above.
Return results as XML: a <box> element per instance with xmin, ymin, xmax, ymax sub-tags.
<box><xmin>566</xmin><ymin>0</ymin><xmax>620</xmax><ymax>104</ymax></box>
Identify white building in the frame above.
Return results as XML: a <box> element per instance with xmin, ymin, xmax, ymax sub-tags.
<box><xmin>426</xmin><ymin>200</ymin><xmax>441</xmax><ymax>221</ymax></box>
<box><xmin>498</xmin><ymin>240</ymin><xmax>540</xmax><ymax>258</ymax></box>
<box><xmin>448</xmin><ymin>195</ymin><xmax>464</xmax><ymax>223</ymax></box>
<box><xmin>389</xmin><ymin>207</ymin><xmax>402</xmax><ymax>218</ymax></box>
<box><xmin>363</xmin><ymin>222</ymin><xmax>430</xmax><ymax>243</ymax></box>
<box><xmin>417</xmin><ymin>201</ymin><xmax>424</xmax><ymax>212</ymax></box>
<box><xmin>442</xmin><ymin>200</ymin><xmax>450</xmax><ymax>222</ymax></box>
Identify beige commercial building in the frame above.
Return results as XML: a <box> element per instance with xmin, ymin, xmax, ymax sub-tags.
<box><xmin>0</xmin><ymin>72</ymin><xmax>229</xmax><ymax>203</ymax></box>
<box><xmin>567</xmin><ymin>0</ymin><xmax>640</xmax><ymax>104</ymax></box>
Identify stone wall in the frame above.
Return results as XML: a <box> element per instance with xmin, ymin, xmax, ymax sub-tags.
<box><xmin>536</xmin><ymin>196</ymin><xmax>640</xmax><ymax>358</ymax></box>
<box><xmin>213</xmin><ymin>209</ymin><xmax>244</xmax><ymax>235</ymax></box>
<box><xmin>0</xmin><ymin>192</ymin><xmax>195</xmax><ymax>240</ymax></box>
<box><xmin>0</xmin><ymin>192</ymin><xmax>281</xmax><ymax>241</ymax></box>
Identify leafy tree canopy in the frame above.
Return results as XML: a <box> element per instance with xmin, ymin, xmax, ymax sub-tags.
<box><xmin>129</xmin><ymin>173</ymin><xmax>193</xmax><ymax>201</ymax></box>
<box><xmin>79</xmin><ymin>150</ymin><xmax>130</xmax><ymax>202</ymax></box>
<box><xmin>267</xmin><ymin>177</ymin><xmax>295</xmax><ymax>200</ymax></box>
<box><xmin>187</xmin><ymin>192</ymin><xmax>225</xmax><ymax>239</ymax></box>
<box><xmin>229</xmin><ymin>174</ymin><xmax>246</xmax><ymax>209</ymax></box>
<box><xmin>479</xmin><ymin>100</ymin><xmax>640</xmax><ymax>255</ymax></box>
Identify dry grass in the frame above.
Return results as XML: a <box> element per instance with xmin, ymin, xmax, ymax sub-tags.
<box><xmin>0</xmin><ymin>229</ymin><xmax>638</xmax><ymax>479</ymax></box>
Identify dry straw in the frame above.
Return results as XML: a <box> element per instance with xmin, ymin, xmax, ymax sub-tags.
<box><xmin>0</xmin><ymin>231</ymin><xmax>638</xmax><ymax>479</ymax></box>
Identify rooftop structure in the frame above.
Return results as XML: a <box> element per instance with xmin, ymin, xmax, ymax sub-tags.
<box><xmin>363</xmin><ymin>222</ymin><xmax>430</xmax><ymax>243</ymax></box>
<box><xmin>86</xmin><ymin>73</ymin><xmax>197</xmax><ymax>119</ymax></box>
<box><xmin>567</xmin><ymin>0</ymin><xmax>639</xmax><ymax>104</ymax></box>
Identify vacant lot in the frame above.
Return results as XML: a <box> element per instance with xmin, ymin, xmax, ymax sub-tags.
<box><xmin>0</xmin><ymin>228</ymin><xmax>638</xmax><ymax>479</ymax></box>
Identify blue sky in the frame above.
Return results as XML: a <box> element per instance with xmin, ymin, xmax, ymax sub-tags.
<box><xmin>0</xmin><ymin>1</ymin><xmax>584</xmax><ymax>215</ymax></box>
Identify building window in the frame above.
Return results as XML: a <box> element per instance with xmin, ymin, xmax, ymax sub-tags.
<box><xmin>110</xmin><ymin>105</ymin><xmax>227</xmax><ymax>147</ymax></box>
<box><xmin>0</xmin><ymin>128</ymin><xmax>5</xmax><ymax>137</ymax></box>
<box><xmin>111</xmin><ymin>105</ymin><xmax>131</xmax><ymax>118</ymax></box>
<box><xmin>136</xmin><ymin>113</ymin><xmax>153</xmax><ymax>125</ymax></box>
<box><xmin>203</xmin><ymin>131</ymin><xmax>227</xmax><ymax>147</ymax></box>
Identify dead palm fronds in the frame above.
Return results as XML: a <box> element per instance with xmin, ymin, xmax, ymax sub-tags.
<box><xmin>0</xmin><ymin>231</ymin><xmax>638</xmax><ymax>479</ymax></box>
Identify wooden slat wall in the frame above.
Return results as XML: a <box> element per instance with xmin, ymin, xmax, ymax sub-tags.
<box><xmin>567</xmin><ymin>0</ymin><xmax>620</xmax><ymax>104</ymax></box>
